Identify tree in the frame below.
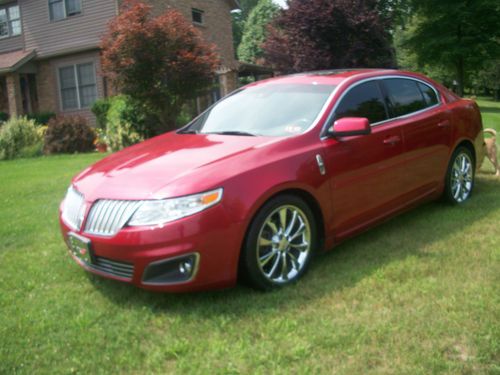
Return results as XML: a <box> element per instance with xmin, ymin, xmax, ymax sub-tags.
<box><xmin>405</xmin><ymin>0</ymin><xmax>500</xmax><ymax>96</ymax></box>
<box><xmin>237</xmin><ymin>0</ymin><xmax>279</xmax><ymax>64</ymax></box>
<box><xmin>262</xmin><ymin>0</ymin><xmax>395</xmax><ymax>73</ymax></box>
<box><xmin>231</xmin><ymin>0</ymin><xmax>260</xmax><ymax>54</ymax></box>
<box><xmin>101</xmin><ymin>1</ymin><xmax>219</xmax><ymax>132</ymax></box>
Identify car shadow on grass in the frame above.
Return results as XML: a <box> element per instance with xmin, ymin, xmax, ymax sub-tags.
<box><xmin>87</xmin><ymin>175</ymin><xmax>500</xmax><ymax>318</ymax></box>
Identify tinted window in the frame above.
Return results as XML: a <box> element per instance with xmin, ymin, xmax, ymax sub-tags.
<box><xmin>383</xmin><ymin>79</ymin><xmax>427</xmax><ymax>117</ymax></box>
<box><xmin>335</xmin><ymin>81</ymin><xmax>387</xmax><ymax>124</ymax></box>
<box><xmin>418</xmin><ymin>82</ymin><xmax>439</xmax><ymax>107</ymax></box>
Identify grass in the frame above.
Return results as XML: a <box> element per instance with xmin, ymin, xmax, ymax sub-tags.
<box><xmin>1</xmin><ymin>100</ymin><xmax>499</xmax><ymax>374</ymax></box>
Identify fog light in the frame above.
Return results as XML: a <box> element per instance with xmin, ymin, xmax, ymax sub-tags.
<box><xmin>179</xmin><ymin>259</ymin><xmax>193</xmax><ymax>275</ymax></box>
<box><xmin>142</xmin><ymin>253</ymin><xmax>199</xmax><ymax>285</ymax></box>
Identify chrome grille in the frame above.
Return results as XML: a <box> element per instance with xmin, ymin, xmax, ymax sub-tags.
<box><xmin>84</xmin><ymin>200</ymin><xmax>143</xmax><ymax>236</ymax></box>
<box><xmin>61</xmin><ymin>187</ymin><xmax>86</xmax><ymax>231</ymax></box>
<box><xmin>92</xmin><ymin>256</ymin><xmax>134</xmax><ymax>280</ymax></box>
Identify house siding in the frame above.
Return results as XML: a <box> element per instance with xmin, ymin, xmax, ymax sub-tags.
<box><xmin>0</xmin><ymin>35</ymin><xmax>23</xmax><ymax>54</ymax></box>
<box><xmin>21</xmin><ymin>0</ymin><xmax>117</xmax><ymax>58</ymax></box>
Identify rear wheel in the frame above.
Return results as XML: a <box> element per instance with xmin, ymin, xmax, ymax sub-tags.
<box><xmin>443</xmin><ymin>146</ymin><xmax>475</xmax><ymax>204</ymax></box>
<box><xmin>241</xmin><ymin>195</ymin><xmax>317</xmax><ymax>290</ymax></box>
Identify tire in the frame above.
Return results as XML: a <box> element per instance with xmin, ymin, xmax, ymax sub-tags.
<box><xmin>240</xmin><ymin>194</ymin><xmax>317</xmax><ymax>290</ymax></box>
<box><xmin>443</xmin><ymin>146</ymin><xmax>475</xmax><ymax>204</ymax></box>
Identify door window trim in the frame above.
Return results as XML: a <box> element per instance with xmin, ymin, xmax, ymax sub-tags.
<box><xmin>321</xmin><ymin>75</ymin><xmax>442</xmax><ymax>139</ymax></box>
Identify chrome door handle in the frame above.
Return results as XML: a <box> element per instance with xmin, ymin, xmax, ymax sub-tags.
<box><xmin>437</xmin><ymin>120</ymin><xmax>450</xmax><ymax>128</ymax></box>
<box><xmin>383</xmin><ymin>135</ymin><xmax>401</xmax><ymax>146</ymax></box>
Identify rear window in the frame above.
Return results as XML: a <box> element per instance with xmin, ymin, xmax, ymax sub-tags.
<box><xmin>417</xmin><ymin>82</ymin><xmax>439</xmax><ymax>107</ymax></box>
<box><xmin>383</xmin><ymin>78</ymin><xmax>427</xmax><ymax>117</ymax></box>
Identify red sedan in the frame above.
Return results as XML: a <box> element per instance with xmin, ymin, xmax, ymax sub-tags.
<box><xmin>60</xmin><ymin>69</ymin><xmax>484</xmax><ymax>292</ymax></box>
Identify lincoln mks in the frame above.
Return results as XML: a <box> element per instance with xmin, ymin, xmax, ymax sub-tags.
<box><xmin>60</xmin><ymin>69</ymin><xmax>484</xmax><ymax>291</ymax></box>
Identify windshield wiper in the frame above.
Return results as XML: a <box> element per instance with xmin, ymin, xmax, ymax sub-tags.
<box><xmin>178</xmin><ymin>129</ymin><xmax>198</xmax><ymax>134</ymax></box>
<box><xmin>206</xmin><ymin>131</ymin><xmax>257</xmax><ymax>136</ymax></box>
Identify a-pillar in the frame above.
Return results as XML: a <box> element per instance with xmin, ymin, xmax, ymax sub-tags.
<box><xmin>6</xmin><ymin>72</ymin><xmax>23</xmax><ymax>117</ymax></box>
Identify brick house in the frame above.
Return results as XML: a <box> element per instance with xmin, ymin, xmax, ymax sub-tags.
<box><xmin>0</xmin><ymin>0</ymin><xmax>240</xmax><ymax>124</ymax></box>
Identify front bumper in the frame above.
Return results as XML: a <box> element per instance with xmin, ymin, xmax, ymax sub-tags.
<box><xmin>60</xmin><ymin>203</ymin><xmax>245</xmax><ymax>292</ymax></box>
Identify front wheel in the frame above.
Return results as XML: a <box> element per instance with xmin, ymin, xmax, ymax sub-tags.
<box><xmin>443</xmin><ymin>146</ymin><xmax>475</xmax><ymax>204</ymax></box>
<box><xmin>241</xmin><ymin>195</ymin><xmax>317</xmax><ymax>290</ymax></box>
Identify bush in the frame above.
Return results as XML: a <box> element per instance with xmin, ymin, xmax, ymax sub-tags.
<box><xmin>105</xmin><ymin>96</ymin><xmax>143</xmax><ymax>151</ymax></box>
<box><xmin>91</xmin><ymin>98</ymin><xmax>111</xmax><ymax>130</ymax></box>
<box><xmin>0</xmin><ymin>116</ymin><xmax>42</xmax><ymax>160</ymax></box>
<box><xmin>44</xmin><ymin>116</ymin><xmax>95</xmax><ymax>154</ymax></box>
<box><xmin>26</xmin><ymin>112</ymin><xmax>56</xmax><ymax>125</ymax></box>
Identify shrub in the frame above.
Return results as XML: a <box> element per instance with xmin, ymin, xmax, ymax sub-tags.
<box><xmin>105</xmin><ymin>96</ymin><xmax>143</xmax><ymax>151</ymax></box>
<box><xmin>44</xmin><ymin>116</ymin><xmax>95</xmax><ymax>154</ymax></box>
<box><xmin>0</xmin><ymin>116</ymin><xmax>42</xmax><ymax>160</ymax></box>
<box><xmin>91</xmin><ymin>98</ymin><xmax>111</xmax><ymax>130</ymax></box>
<box><xmin>26</xmin><ymin>112</ymin><xmax>56</xmax><ymax>125</ymax></box>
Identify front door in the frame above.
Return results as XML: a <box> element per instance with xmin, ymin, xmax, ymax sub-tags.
<box><xmin>322</xmin><ymin>80</ymin><xmax>407</xmax><ymax>240</ymax></box>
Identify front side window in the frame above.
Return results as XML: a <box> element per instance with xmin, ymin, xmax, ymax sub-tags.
<box><xmin>383</xmin><ymin>78</ymin><xmax>427</xmax><ymax>117</ymax></box>
<box><xmin>59</xmin><ymin>63</ymin><xmax>97</xmax><ymax>110</ymax></box>
<box><xmin>183</xmin><ymin>83</ymin><xmax>335</xmax><ymax>137</ymax></box>
<box><xmin>0</xmin><ymin>4</ymin><xmax>22</xmax><ymax>38</ymax></box>
<box><xmin>49</xmin><ymin>0</ymin><xmax>81</xmax><ymax>21</ymax></box>
<box><xmin>335</xmin><ymin>81</ymin><xmax>388</xmax><ymax>124</ymax></box>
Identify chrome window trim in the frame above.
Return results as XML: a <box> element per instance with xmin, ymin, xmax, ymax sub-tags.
<box><xmin>320</xmin><ymin>75</ymin><xmax>442</xmax><ymax>139</ymax></box>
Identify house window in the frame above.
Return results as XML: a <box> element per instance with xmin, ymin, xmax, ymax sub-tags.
<box><xmin>49</xmin><ymin>0</ymin><xmax>82</xmax><ymax>21</ymax></box>
<box><xmin>59</xmin><ymin>63</ymin><xmax>97</xmax><ymax>110</ymax></box>
<box><xmin>191</xmin><ymin>8</ymin><xmax>204</xmax><ymax>24</ymax></box>
<box><xmin>0</xmin><ymin>4</ymin><xmax>22</xmax><ymax>38</ymax></box>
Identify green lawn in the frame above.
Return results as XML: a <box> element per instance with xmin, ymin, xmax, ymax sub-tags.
<box><xmin>1</xmin><ymin>101</ymin><xmax>499</xmax><ymax>374</ymax></box>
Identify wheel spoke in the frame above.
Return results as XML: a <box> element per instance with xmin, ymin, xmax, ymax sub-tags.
<box><xmin>289</xmin><ymin>222</ymin><xmax>306</xmax><ymax>241</ymax></box>
<box><xmin>279</xmin><ymin>208</ymin><xmax>287</xmax><ymax>230</ymax></box>
<box><xmin>265</xmin><ymin>219</ymin><xmax>278</xmax><ymax>234</ymax></box>
<box><xmin>287</xmin><ymin>252</ymin><xmax>300</xmax><ymax>270</ymax></box>
<box><xmin>284</xmin><ymin>211</ymin><xmax>298</xmax><ymax>236</ymax></box>
<box><xmin>265</xmin><ymin>253</ymin><xmax>281</xmax><ymax>278</ymax></box>
<box><xmin>280</xmin><ymin>252</ymin><xmax>288</xmax><ymax>280</ymax></box>
<box><xmin>289</xmin><ymin>241</ymin><xmax>308</xmax><ymax>251</ymax></box>
<box><xmin>260</xmin><ymin>249</ymin><xmax>278</xmax><ymax>267</ymax></box>
<box><xmin>259</xmin><ymin>237</ymin><xmax>272</xmax><ymax>247</ymax></box>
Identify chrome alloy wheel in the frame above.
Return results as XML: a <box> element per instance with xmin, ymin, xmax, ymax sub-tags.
<box><xmin>450</xmin><ymin>152</ymin><xmax>473</xmax><ymax>203</ymax></box>
<box><xmin>256</xmin><ymin>205</ymin><xmax>311</xmax><ymax>284</ymax></box>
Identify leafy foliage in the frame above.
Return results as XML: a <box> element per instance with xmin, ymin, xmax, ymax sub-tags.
<box><xmin>91</xmin><ymin>98</ymin><xmax>111</xmax><ymax>130</ymax></box>
<box><xmin>231</xmin><ymin>0</ymin><xmax>260</xmax><ymax>54</ymax></box>
<box><xmin>44</xmin><ymin>116</ymin><xmax>95</xmax><ymax>154</ymax></box>
<box><xmin>237</xmin><ymin>0</ymin><xmax>279</xmax><ymax>64</ymax></box>
<box><xmin>26</xmin><ymin>112</ymin><xmax>56</xmax><ymax>126</ymax></box>
<box><xmin>0</xmin><ymin>116</ymin><xmax>42</xmax><ymax>160</ymax></box>
<box><xmin>404</xmin><ymin>0</ymin><xmax>500</xmax><ymax>96</ymax></box>
<box><xmin>104</xmin><ymin>96</ymin><xmax>144</xmax><ymax>152</ymax></box>
<box><xmin>101</xmin><ymin>0</ymin><xmax>219</xmax><ymax>133</ymax></box>
<box><xmin>263</xmin><ymin>0</ymin><xmax>395</xmax><ymax>73</ymax></box>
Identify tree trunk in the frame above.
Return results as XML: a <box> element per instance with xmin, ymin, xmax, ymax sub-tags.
<box><xmin>456</xmin><ymin>57</ymin><xmax>465</xmax><ymax>97</ymax></box>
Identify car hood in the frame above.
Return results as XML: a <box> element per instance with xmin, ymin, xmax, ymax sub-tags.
<box><xmin>73</xmin><ymin>132</ymin><xmax>279</xmax><ymax>201</ymax></box>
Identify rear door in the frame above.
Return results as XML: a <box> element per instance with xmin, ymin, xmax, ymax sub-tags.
<box><xmin>322</xmin><ymin>80</ymin><xmax>407</xmax><ymax>238</ymax></box>
<box><xmin>381</xmin><ymin>78</ymin><xmax>452</xmax><ymax>195</ymax></box>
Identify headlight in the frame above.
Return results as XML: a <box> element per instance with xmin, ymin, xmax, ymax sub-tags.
<box><xmin>128</xmin><ymin>188</ymin><xmax>223</xmax><ymax>226</ymax></box>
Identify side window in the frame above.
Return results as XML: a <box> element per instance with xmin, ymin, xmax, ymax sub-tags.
<box><xmin>417</xmin><ymin>82</ymin><xmax>439</xmax><ymax>107</ymax></box>
<box><xmin>335</xmin><ymin>81</ymin><xmax>388</xmax><ymax>124</ymax></box>
<box><xmin>383</xmin><ymin>78</ymin><xmax>427</xmax><ymax>117</ymax></box>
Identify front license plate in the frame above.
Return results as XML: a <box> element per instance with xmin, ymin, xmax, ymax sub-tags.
<box><xmin>68</xmin><ymin>232</ymin><xmax>93</xmax><ymax>265</ymax></box>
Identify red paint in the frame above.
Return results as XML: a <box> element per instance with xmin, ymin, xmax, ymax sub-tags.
<box><xmin>59</xmin><ymin>69</ymin><xmax>483</xmax><ymax>292</ymax></box>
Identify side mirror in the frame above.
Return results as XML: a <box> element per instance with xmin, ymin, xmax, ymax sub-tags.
<box><xmin>327</xmin><ymin>117</ymin><xmax>371</xmax><ymax>137</ymax></box>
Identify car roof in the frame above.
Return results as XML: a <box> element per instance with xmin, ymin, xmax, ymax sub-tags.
<box><xmin>248</xmin><ymin>69</ymin><xmax>405</xmax><ymax>87</ymax></box>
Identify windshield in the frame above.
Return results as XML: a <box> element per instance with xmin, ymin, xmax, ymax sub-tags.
<box><xmin>182</xmin><ymin>83</ymin><xmax>336</xmax><ymax>137</ymax></box>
